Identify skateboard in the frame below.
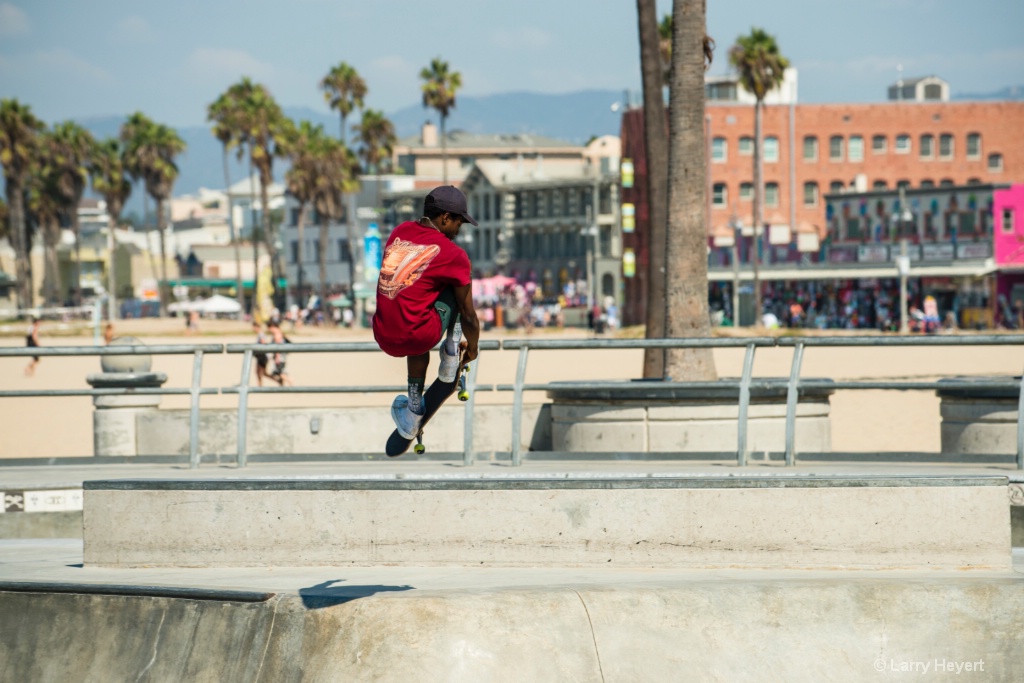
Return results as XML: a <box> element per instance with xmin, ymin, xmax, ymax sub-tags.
<box><xmin>385</xmin><ymin>363</ymin><xmax>470</xmax><ymax>457</ymax></box>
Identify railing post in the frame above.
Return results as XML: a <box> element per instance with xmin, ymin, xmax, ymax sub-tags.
<box><xmin>188</xmin><ymin>350</ymin><xmax>204</xmax><ymax>469</ymax></box>
<box><xmin>784</xmin><ymin>341</ymin><xmax>805</xmax><ymax>466</ymax></box>
<box><xmin>737</xmin><ymin>342</ymin><xmax>756</xmax><ymax>466</ymax></box>
<box><xmin>1017</xmin><ymin>371</ymin><xmax>1024</xmax><ymax>470</ymax></box>
<box><xmin>463</xmin><ymin>359</ymin><xmax>479</xmax><ymax>467</ymax></box>
<box><xmin>237</xmin><ymin>350</ymin><xmax>253</xmax><ymax>468</ymax></box>
<box><xmin>511</xmin><ymin>346</ymin><xmax>530</xmax><ymax>467</ymax></box>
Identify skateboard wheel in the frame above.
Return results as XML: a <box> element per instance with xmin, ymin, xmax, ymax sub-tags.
<box><xmin>458</xmin><ymin>390</ymin><xmax>469</xmax><ymax>402</ymax></box>
<box><xmin>414</xmin><ymin>443</ymin><xmax>425</xmax><ymax>454</ymax></box>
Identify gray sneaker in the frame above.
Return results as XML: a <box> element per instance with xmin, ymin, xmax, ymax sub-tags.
<box><xmin>390</xmin><ymin>395</ymin><xmax>423</xmax><ymax>439</ymax></box>
<box><xmin>438</xmin><ymin>323</ymin><xmax>462</xmax><ymax>382</ymax></box>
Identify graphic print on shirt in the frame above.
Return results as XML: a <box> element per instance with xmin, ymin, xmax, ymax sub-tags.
<box><xmin>377</xmin><ymin>238</ymin><xmax>441</xmax><ymax>300</ymax></box>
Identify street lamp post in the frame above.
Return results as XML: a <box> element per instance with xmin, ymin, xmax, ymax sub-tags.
<box><xmin>893</xmin><ymin>187</ymin><xmax>914</xmax><ymax>333</ymax></box>
<box><xmin>730</xmin><ymin>215</ymin><xmax>741</xmax><ymax>326</ymax></box>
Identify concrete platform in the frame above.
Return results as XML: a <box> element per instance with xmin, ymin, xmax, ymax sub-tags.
<box><xmin>81</xmin><ymin>474</ymin><xmax>1010</xmax><ymax>570</ymax></box>
<box><xmin>2</xmin><ymin>540</ymin><xmax>1023</xmax><ymax>682</ymax></box>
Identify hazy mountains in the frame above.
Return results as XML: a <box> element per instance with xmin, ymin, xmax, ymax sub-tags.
<box><xmin>77</xmin><ymin>89</ymin><xmax>626</xmax><ymax>210</ymax></box>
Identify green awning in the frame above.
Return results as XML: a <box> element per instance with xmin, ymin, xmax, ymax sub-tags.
<box><xmin>164</xmin><ymin>278</ymin><xmax>288</xmax><ymax>289</ymax></box>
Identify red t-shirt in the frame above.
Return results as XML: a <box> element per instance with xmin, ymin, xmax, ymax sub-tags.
<box><xmin>372</xmin><ymin>221</ymin><xmax>471</xmax><ymax>357</ymax></box>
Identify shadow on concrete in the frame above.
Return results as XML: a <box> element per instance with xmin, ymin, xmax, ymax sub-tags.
<box><xmin>298</xmin><ymin>579</ymin><xmax>414</xmax><ymax>609</ymax></box>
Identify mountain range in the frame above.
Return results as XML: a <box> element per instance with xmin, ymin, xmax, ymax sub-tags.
<box><xmin>73</xmin><ymin>84</ymin><xmax>1020</xmax><ymax>214</ymax></box>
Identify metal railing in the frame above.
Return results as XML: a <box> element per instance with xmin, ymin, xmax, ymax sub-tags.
<box><xmin>221</xmin><ymin>341</ymin><xmax>500</xmax><ymax>467</ymax></box>
<box><xmin>0</xmin><ymin>344</ymin><xmax>224</xmax><ymax>468</ymax></box>
<box><xmin>1</xmin><ymin>335</ymin><xmax>1022</xmax><ymax>468</ymax></box>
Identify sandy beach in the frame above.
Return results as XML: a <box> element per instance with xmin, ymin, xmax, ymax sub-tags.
<box><xmin>1</xmin><ymin>319</ymin><xmax>1020</xmax><ymax>459</ymax></box>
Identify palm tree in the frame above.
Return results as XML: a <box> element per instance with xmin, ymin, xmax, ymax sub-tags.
<box><xmin>284</xmin><ymin>121</ymin><xmax>324</xmax><ymax>310</ymax></box>
<box><xmin>207</xmin><ymin>89</ymin><xmax>246</xmax><ymax>312</ymax></box>
<box><xmin>663</xmin><ymin>0</ymin><xmax>717</xmax><ymax>381</ymax></box>
<box><xmin>354</xmin><ymin>109</ymin><xmax>396</xmax><ymax>209</ymax></box>
<box><xmin>230</xmin><ymin>79</ymin><xmax>292</xmax><ymax>309</ymax></box>
<box><xmin>320</xmin><ymin>62</ymin><xmax>367</xmax><ymax>146</ymax></box>
<box><xmin>311</xmin><ymin>135</ymin><xmax>359</xmax><ymax>312</ymax></box>
<box><xmin>419</xmin><ymin>57</ymin><xmax>462</xmax><ymax>184</ymax></box>
<box><xmin>122</xmin><ymin>113</ymin><xmax>186</xmax><ymax>316</ymax></box>
<box><xmin>90</xmin><ymin>138</ymin><xmax>132</xmax><ymax>320</ymax></box>
<box><xmin>50</xmin><ymin>121</ymin><xmax>95</xmax><ymax>306</ymax></box>
<box><xmin>637</xmin><ymin>0</ymin><xmax>670</xmax><ymax>379</ymax></box>
<box><xmin>0</xmin><ymin>98</ymin><xmax>44</xmax><ymax>309</ymax></box>
<box><xmin>729</xmin><ymin>27</ymin><xmax>789</xmax><ymax>324</ymax></box>
<box><xmin>25</xmin><ymin>135</ymin><xmax>64</xmax><ymax>306</ymax></box>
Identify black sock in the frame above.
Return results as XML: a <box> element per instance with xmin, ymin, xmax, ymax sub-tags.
<box><xmin>408</xmin><ymin>377</ymin><xmax>425</xmax><ymax>414</ymax></box>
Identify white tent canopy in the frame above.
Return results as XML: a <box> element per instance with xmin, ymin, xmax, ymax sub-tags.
<box><xmin>168</xmin><ymin>294</ymin><xmax>242</xmax><ymax>315</ymax></box>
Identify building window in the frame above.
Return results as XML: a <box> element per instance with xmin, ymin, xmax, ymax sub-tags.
<box><xmin>848</xmin><ymin>135</ymin><xmax>864</xmax><ymax>162</ymax></box>
<box><xmin>290</xmin><ymin>240</ymin><xmax>298</xmax><ymax>264</ymax></box>
<box><xmin>988</xmin><ymin>153</ymin><xmax>1004</xmax><ymax>172</ymax></box>
<box><xmin>920</xmin><ymin>134</ymin><xmax>934</xmax><ymax>158</ymax></box>
<box><xmin>712</xmin><ymin>183</ymin><xmax>728</xmax><ymax>207</ymax></box>
<box><xmin>967</xmin><ymin>177</ymin><xmax>982</xmax><ymax>185</ymax></box>
<box><xmin>872</xmin><ymin>135</ymin><xmax>887</xmax><ymax>154</ymax></box>
<box><xmin>739</xmin><ymin>182</ymin><xmax>753</xmax><ymax>201</ymax></box>
<box><xmin>803</xmin><ymin>182</ymin><xmax>819</xmax><ymax>206</ymax></box>
<box><xmin>920</xmin><ymin>179</ymin><xmax>935</xmax><ymax>188</ymax></box>
<box><xmin>939</xmin><ymin>179</ymin><xmax>955</xmax><ymax>187</ymax></box>
<box><xmin>495</xmin><ymin>193</ymin><xmax>503</xmax><ymax>220</ymax></box>
<box><xmin>739</xmin><ymin>136</ymin><xmax>754</xmax><ymax>156</ymax></box>
<box><xmin>897</xmin><ymin>179</ymin><xmax>911</xmax><ymax>190</ymax></box>
<box><xmin>895</xmin><ymin>135</ymin><xmax>911</xmax><ymax>154</ymax></box>
<box><xmin>338</xmin><ymin>239</ymin><xmax>350</xmax><ymax>263</ymax></box>
<box><xmin>712</xmin><ymin>137</ymin><xmax>728</xmax><ymax>162</ymax></box>
<box><xmin>765</xmin><ymin>182</ymin><xmax>779</xmax><ymax>207</ymax></box>
<box><xmin>829</xmin><ymin>180</ymin><xmax>845</xmax><ymax>194</ymax></box>
<box><xmin>802</xmin><ymin>136</ymin><xmax>817</xmax><ymax>161</ymax></box>
<box><xmin>1002</xmin><ymin>209</ymin><xmax>1015</xmax><ymax>234</ymax></box>
<box><xmin>764</xmin><ymin>136</ymin><xmax>779</xmax><ymax>162</ymax></box>
<box><xmin>939</xmin><ymin>134</ymin><xmax>953</xmax><ymax>159</ymax></box>
<box><xmin>966</xmin><ymin>133</ymin><xmax>981</xmax><ymax>159</ymax></box>
<box><xmin>873</xmin><ymin>180</ymin><xmax>888</xmax><ymax>189</ymax></box>
<box><xmin>829</xmin><ymin>135</ymin><xmax>844</xmax><ymax>161</ymax></box>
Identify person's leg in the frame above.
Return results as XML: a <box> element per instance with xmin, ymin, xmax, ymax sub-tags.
<box><xmin>433</xmin><ymin>287</ymin><xmax>461</xmax><ymax>352</ymax></box>
<box><xmin>406</xmin><ymin>352</ymin><xmax>429</xmax><ymax>414</ymax></box>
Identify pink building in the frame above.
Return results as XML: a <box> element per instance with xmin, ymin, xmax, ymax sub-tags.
<box><xmin>994</xmin><ymin>184</ymin><xmax>1024</xmax><ymax>326</ymax></box>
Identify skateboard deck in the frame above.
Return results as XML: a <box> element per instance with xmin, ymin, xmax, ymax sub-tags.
<box><xmin>385</xmin><ymin>363</ymin><xmax>469</xmax><ymax>457</ymax></box>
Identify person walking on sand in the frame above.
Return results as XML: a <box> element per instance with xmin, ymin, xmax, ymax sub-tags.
<box><xmin>267</xmin><ymin>319</ymin><xmax>293</xmax><ymax>387</ymax></box>
<box><xmin>251</xmin><ymin>320</ymin><xmax>272</xmax><ymax>387</ymax></box>
<box><xmin>372</xmin><ymin>186</ymin><xmax>481</xmax><ymax>439</ymax></box>
<box><xmin>24</xmin><ymin>318</ymin><xmax>41</xmax><ymax>376</ymax></box>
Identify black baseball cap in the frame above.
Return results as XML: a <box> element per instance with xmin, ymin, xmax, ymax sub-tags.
<box><xmin>425</xmin><ymin>185</ymin><xmax>478</xmax><ymax>226</ymax></box>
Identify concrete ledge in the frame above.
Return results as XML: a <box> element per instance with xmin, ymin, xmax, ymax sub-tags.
<box><xmin>83</xmin><ymin>476</ymin><xmax>1010</xmax><ymax>570</ymax></box>
<box><xmin>3</xmin><ymin>578</ymin><xmax>1024</xmax><ymax>682</ymax></box>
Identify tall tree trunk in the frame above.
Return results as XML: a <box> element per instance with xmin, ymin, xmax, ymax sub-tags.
<box><xmin>295</xmin><ymin>202</ymin><xmax>308</xmax><ymax>310</ymax></box>
<box><xmin>318</xmin><ymin>214</ymin><xmax>329</xmax><ymax>321</ymax></box>
<box><xmin>8</xmin><ymin>181</ymin><xmax>32</xmax><ymax>309</ymax></box>
<box><xmin>143</xmin><ymin>192</ymin><xmax>158</xmax><ymax>300</ymax></box>
<box><xmin>44</xmin><ymin>221</ymin><xmax>61</xmax><ymax>306</ymax></box>
<box><xmin>752</xmin><ymin>99</ymin><xmax>763</xmax><ymax>325</ymax></box>
<box><xmin>441</xmin><ymin>114</ymin><xmax>448</xmax><ymax>185</ymax></box>
<box><xmin>248</xmin><ymin>158</ymin><xmax>260</xmax><ymax>305</ymax></box>
<box><xmin>637</xmin><ymin>0</ymin><xmax>668</xmax><ymax>379</ymax></box>
<box><xmin>222</xmin><ymin>147</ymin><xmax>245</xmax><ymax>313</ymax></box>
<box><xmin>664</xmin><ymin>0</ymin><xmax>717</xmax><ymax>380</ymax></box>
<box><xmin>72</xmin><ymin>209</ymin><xmax>82</xmax><ymax>307</ymax></box>
<box><xmin>259</xmin><ymin>167</ymin><xmax>285</xmax><ymax>312</ymax></box>
<box><xmin>156</xmin><ymin>197</ymin><xmax>168</xmax><ymax>317</ymax></box>
<box><xmin>106</xmin><ymin>210</ymin><xmax>117</xmax><ymax>321</ymax></box>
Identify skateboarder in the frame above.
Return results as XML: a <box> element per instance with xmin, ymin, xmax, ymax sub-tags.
<box><xmin>373</xmin><ymin>186</ymin><xmax>481</xmax><ymax>439</ymax></box>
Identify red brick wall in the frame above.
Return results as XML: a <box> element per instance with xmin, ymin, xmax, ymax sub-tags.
<box><xmin>705</xmin><ymin>101</ymin><xmax>1024</xmax><ymax>234</ymax></box>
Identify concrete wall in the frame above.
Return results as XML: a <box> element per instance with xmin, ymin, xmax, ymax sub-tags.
<box><xmin>4</xmin><ymin>579</ymin><xmax>1024</xmax><ymax>682</ymax></box>
<box><xmin>552</xmin><ymin>399</ymin><xmax>830</xmax><ymax>453</ymax></box>
<box><xmin>941</xmin><ymin>397</ymin><xmax>1019</xmax><ymax>455</ymax></box>
<box><xmin>131</xmin><ymin>404</ymin><xmax>551</xmax><ymax>457</ymax></box>
<box><xmin>83</xmin><ymin>477</ymin><xmax>1010</xmax><ymax>570</ymax></box>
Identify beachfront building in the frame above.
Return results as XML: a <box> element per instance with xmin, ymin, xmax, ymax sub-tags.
<box><xmin>392</xmin><ymin>122</ymin><xmax>585</xmax><ymax>184</ymax></box>
<box><xmin>619</xmin><ymin>76</ymin><xmax>1024</xmax><ymax>328</ymax></box>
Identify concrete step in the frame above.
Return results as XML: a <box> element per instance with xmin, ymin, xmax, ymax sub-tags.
<box><xmin>82</xmin><ymin>474</ymin><xmax>1010</xmax><ymax>569</ymax></box>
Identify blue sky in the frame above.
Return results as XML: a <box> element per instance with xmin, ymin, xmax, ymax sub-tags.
<box><xmin>1</xmin><ymin>0</ymin><xmax>1021</xmax><ymax>126</ymax></box>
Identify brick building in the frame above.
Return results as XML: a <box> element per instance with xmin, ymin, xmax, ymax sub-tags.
<box><xmin>620</xmin><ymin>98</ymin><xmax>1024</xmax><ymax>326</ymax></box>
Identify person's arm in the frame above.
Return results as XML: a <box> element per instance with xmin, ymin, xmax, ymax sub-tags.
<box><xmin>453</xmin><ymin>282</ymin><xmax>480</xmax><ymax>363</ymax></box>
